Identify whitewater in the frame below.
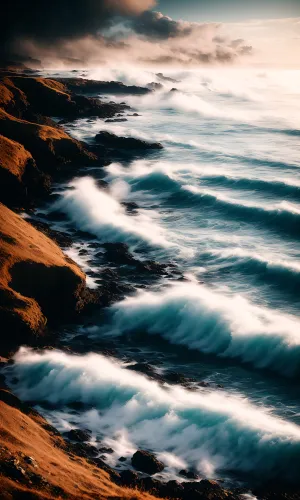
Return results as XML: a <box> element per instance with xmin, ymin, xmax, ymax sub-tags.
<box><xmin>6</xmin><ymin>67</ymin><xmax>300</xmax><ymax>489</ymax></box>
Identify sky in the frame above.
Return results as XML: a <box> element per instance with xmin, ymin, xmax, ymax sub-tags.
<box><xmin>157</xmin><ymin>0</ymin><xmax>300</xmax><ymax>22</ymax></box>
<box><xmin>2</xmin><ymin>0</ymin><xmax>300</xmax><ymax>68</ymax></box>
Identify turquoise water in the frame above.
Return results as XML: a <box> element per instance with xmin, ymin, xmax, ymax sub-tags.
<box><xmin>7</xmin><ymin>67</ymin><xmax>300</xmax><ymax>489</ymax></box>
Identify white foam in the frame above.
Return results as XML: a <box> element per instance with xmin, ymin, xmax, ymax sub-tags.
<box><xmin>8</xmin><ymin>347</ymin><xmax>300</xmax><ymax>481</ymax></box>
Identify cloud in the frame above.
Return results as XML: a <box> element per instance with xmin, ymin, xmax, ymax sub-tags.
<box><xmin>1</xmin><ymin>0</ymin><xmax>253</xmax><ymax>68</ymax></box>
<box><xmin>1</xmin><ymin>0</ymin><xmax>155</xmax><ymax>62</ymax></box>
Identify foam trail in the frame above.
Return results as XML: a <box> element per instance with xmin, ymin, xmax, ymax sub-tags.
<box><xmin>108</xmin><ymin>282</ymin><xmax>300</xmax><ymax>376</ymax></box>
<box><xmin>53</xmin><ymin>177</ymin><xmax>174</xmax><ymax>250</ymax></box>
<box><xmin>7</xmin><ymin>348</ymin><xmax>300</xmax><ymax>482</ymax></box>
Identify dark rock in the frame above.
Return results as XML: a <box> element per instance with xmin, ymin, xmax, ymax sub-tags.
<box><xmin>119</xmin><ymin>469</ymin><xmax>139</xmax><ymax>486</ymax></box>
<box><xmin>147</xmin><ymin>82</ymin><xmax>164</xmax><ymax>91</ymax></box>
<box><xmin>162</xmin><ymin>480</ymin><xmax>185</xmax><ymax>498</ymax></box>
<box><xmin>28</xmin><ymin>219</ymin><xmax>73</xmax><ymax>247</ymax></box>
<box><xmin>131</xmin><ymin>450</ymin><xmax>165</xmax><ymax>475</ymax></box>
<box><xmin>121</xmin><ymin>201</ymin><xmax>139</xmax><ymax>214</ymax></box>
<box><xmin>64</xmin><ymin>428</ymin><xmax>92</xmax><ymax>442</ymax></box>
<box><xmin>170</xmin><ymin>88</ymin><xmax>178</xmax><ymax>92</ymax></box>
<box><xmin>105</xmin><ymin>118</ymin><xmax>128</xmax><ymax>123</ymax></box>
<box><xmin>156</xmin><ymin>73</ymin><xmax>180</xmax><ymax>84</ymax></box>
<box><xmin>98</xmin><ymin>446</ymin><xmax>114</xmax><ymax>454</ymax></box>
<box><xmin>101</xmin><ymin>242</ymin><xmax>135</xmax><ymax>266</ymax></box>
<box><xmin>69</xmin><ymin>442</ymin><xmax>98</xmax><ymax>459</ymax></box>
<box><xmin>118</xmin><ymin>456</ymin><xmax>127</xmax><ymax>462</ymax></box>
<box><xmin>127</xmin><ymin>363</ymin><xmax>156</xmax><ymax>377</ymax></box>
<box><xmin>95</xmin><ymin>131</ymin><xmax>163</xmax><ymax>151</ymax></box>
<box><xmin>179</xmin><ymin>469</ymin><xmax>200</xmax><ymax>480</ymax></box>
<box><xmin>139</xmin><ymin>476</ymin><xmax>163</xmax><ymax>495</ymax></box>
<box><xmin>56</xmin><ymin>78</ymin><xmax>151</xmax><ymax>96</ymax></box>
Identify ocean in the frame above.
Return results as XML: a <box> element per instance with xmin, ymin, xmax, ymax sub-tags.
<box><xmin>6</xmin><ymin>67</ymin><xmax>300</xmax><ymax>491</ymax></box>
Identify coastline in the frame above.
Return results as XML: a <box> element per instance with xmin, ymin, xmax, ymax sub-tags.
<box><xmin>0</xmin><ymin>69</ymin><xmax>298</xmax><ymax>500</ymax></box>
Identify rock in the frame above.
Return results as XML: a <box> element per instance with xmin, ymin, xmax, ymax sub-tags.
<box><xmin>95</xmin><ymin>131</ymin><xmax>163</xmax><ymax>151</ymax></box>
<box><xmin>105</xmin><ymin>118</ymin><xmax>128</xmax><ymax>123</ymax></box>
<box><xmin>101</xmin><ymin>242</ymin><xmax>135</xmax><ymax>266</ymax></box>
<box><xmin>56</xmin><ymin>78</ymin><xmax>151</xmax><ymax>96</ymax></box>
<box><xmin>127</xmin><ymin>363</ymin><xmax>156</xmax><ymax>377</ymax></box>
<box><xmin>119</xmin><ymin>469</ymin><xmax>139</xmax><ymax>486</ymax></box>
<box><xmin>139</xmin><ymin>476</ymin><xmax>163</xmax><ymax>495</ymax></box>
<box><xmin>118</xmin><ymin>456</ymin><xmax>127</xmax><ymax>462</ymax></box>
<box><xmin>156</xmin><ymin>73</ymin><xmax>180</xmax><ymax>84</ymax></box>
<box><xmin>98</xmin><ymin>446</ymin><xmax>114</xmax><ymax>454</ymax></box>
<box><xmin>131</xmin><ymin>450</ymin><xmax>165</xmax><ymax>475</ymax></box>
<box><xmin>69</xmin><ymin>442</ymin><xmax>98</xmax><ymax>459</ymax></box>
<box><xmin>147</xmin><ymin>82</ymin><xmax>164</xmax><ymax>91</ymax></box>
<box><xmin>0</xmin><ymin>457</ymin><xmax>26</xmax><ymax>481</ymax></box>
<box><xmin>121</xmin><ymin>201</ymin><xmax>139</xmax><ymax>214</ymax></box>
<box><xmin>162</xmin><ymin>480</ymin><xmax>185</xmax><ymax>498</ymax></box>
<box><xmin>170</xmin><ymin>88</ymin><xmax>178</xmax><ymax>92</ymax></box>
<box><xmin>64</xmin><ymin>428</ymin><xmax>92</xmax><ymax>442</ymax></box>
<box><xmin>28</xmin><ymin>219</ymin><xmax>73</xmax><ymax>248</ymax></box>
<box><xmin>179</xmin><ymin>469</ymin><xmax>200</xmax><ymax>480</ymax></box>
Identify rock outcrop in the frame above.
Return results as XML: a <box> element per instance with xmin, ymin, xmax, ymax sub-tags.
<box><xmin>56</xmin><ymin>78</ymin><xmax>151</xmax><ymax>95</ymax></box>
<box><xmin>0</xmin><ymin>204</ymin><xmax>87</xmax><ymax>355</ymax></box>
<box><xmin>0</xmin><ymin>108</ymin><xmax>97</xmax><ymax>172</ymax></box>
<box><xmin>95</xmin><ymin>131</ymin><xmax>163</xmax><ymax>151</ymax></box>
<box><xmin>131</xmin><ymin>450</ymin><xmax>165</xmax><ymax>475</ymax></box>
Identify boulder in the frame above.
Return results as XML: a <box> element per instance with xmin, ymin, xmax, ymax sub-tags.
<box><xmin>95</xmin><ymin>131</ymin><xmax>163</xmax><ymax>151</ymax></box>
<box><xmin>131</xmin><ymin>450</ymin><xmax>165</xmax><ymax>475</ymax></box>
<box><xmin>64</xmin><ymin>428</ymin><xmax>92</xmax><ymax>442</ymax></box>
<box><xmin>119</xmin><ymin>469</ymin><xmax>139</xmax><ymax>486</ymax></box>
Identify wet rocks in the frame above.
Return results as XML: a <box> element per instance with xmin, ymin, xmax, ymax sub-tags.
<box><xmin>64</xmin><ymin>428</ymin><xmax>92</xmax><ymax>442</ymax></box>
<box><xmin>119</xmin><ymin>469</ymin><xmax>139</xmax><ymax>486</ymax></box>
<box><xmin>179</xmin><ymin>469</ymin><xmax>200</xmax><ymax>480</ymax></box>
<box><xmin>56</xmin><ymin>78</ymin><xmax>151</xmax><ymax>96</ymax></box>
<box><xmin>105</xmin><ymin>118</ymin><xmax>128</xmax><ymax>123</ymax></box>
<box><xmin>131</xmin><ymin>450</ymin><xmax>165</xmax><ymax>475</ymax></box>
<box><xmin>95</xmin><ymin>131</ymin><xmax>163</xmax><ymax>151</ymax></box>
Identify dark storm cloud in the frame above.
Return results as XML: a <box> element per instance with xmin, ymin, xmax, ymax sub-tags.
<box><xmin>129</xmin><ymin>10</ymin><xmax>193</xmax><ymax>39</ymax></box>
<box><xmin>0</xmin><ymin>0</ymin><xmax>155</xmax><ymax>61</ymax></box>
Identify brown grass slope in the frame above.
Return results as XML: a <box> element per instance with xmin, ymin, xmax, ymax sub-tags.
<box><xmin>0</xmin><ymin>204</ymin><xmax>87</xmax><ymax>355</ymax></box>
<box><xmin>0</xmin><ymin>389</ymin><xmax>158</xmax><ymax>500</ymax></box>
<box><xmin>0</xmin><ymin>134</ymin><xmax>49</xmax><ymax>207</ymax></box>
<box><xmin>0</xmin><ymin>108</ymin><xmax>96</xmax><ymax>171</ymax></box>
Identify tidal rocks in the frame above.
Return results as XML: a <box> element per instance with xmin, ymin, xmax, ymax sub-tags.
<box><xmin>119</xmin><ymin>469</ymin><xmax>139</xmax><ymax>486</ymax></box>
<box><xmin>131</xmin><ymin>450</ymin><xmax>165</xmax><ymax>475</ymax></box>
<box><xmin>64</xmin><ymin>428</ymin><xmax>92</xmax><ymax>442</ymax></box>
<box><xmin>105</xmin><ymin>118</ymin><xmax>128</xmax><ymax>123</ymax></box>
<box><xmin>156</xmin><ymin>73</ymin><xmax>180</xmax><ymax>84</ymax></box>
<box><xmin>56</xmin><ymin>78</ymin><xmax>151</xmax><ymax>96</ymax></box>
<box><xmin>179</xmin><ymin>469</ymin><xmax>200</xmax><ymax>480</ymax></box>
<box><xmin>95</xmin><ymin>131</ymin><xmax>163</xmax><ymax>151</ymax></box>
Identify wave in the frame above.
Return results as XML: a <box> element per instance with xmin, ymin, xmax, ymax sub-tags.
<box><xmin>7</xmin><ymin>347</ymin><xmax>300</xmax><ymax>483</ymax></box>
<box><xmin>106</xmin><ymin>160</ymin><xmax>300</xmax><ymax>202</ymax></box>
<box><xmin>108</xmin><ymin>282</ymin><xmax>300</xmax><ymax>377</ymax></box>
<box><xmin>53</xmin><ymin>177</ymin><xmax>174</xmax><ymax>250</ymax></box>
<box><xmin>176</xmin><ymin>186</ymin><xmax>300</xmax><ymax>239</ymax></box>
<box><xmin>202</xmin><ymin>247</ymin><xmax>300</xmax><ymax>295</ymax></box>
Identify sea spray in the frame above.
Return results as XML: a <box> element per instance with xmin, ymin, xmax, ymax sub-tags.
<box><xmin>7</xmin><ymin>347</ymin><xmax>300</xmax><ymax>483</ymax></box>
<box><xmin>108</xmin><ymin>282</ymin><xmax>300</xmax><ymax>376</ymax></box>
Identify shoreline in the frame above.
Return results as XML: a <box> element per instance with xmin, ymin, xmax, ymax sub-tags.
<box><xmin>0</xmin><ymin>70</ymin><xmax>298</xmax><ymax>500</ymax></box>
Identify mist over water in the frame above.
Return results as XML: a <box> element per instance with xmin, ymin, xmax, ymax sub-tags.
<box><xmin>9</xmin><ymin>67</ymin><xmax>300</xmax><ymax>489</ymax></box>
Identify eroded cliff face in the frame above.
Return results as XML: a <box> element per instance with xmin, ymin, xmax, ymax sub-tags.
<box><xmin>0</xmin><ymin>203</ymin><xmax>87</xmax><ymax>355</ymax></box>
